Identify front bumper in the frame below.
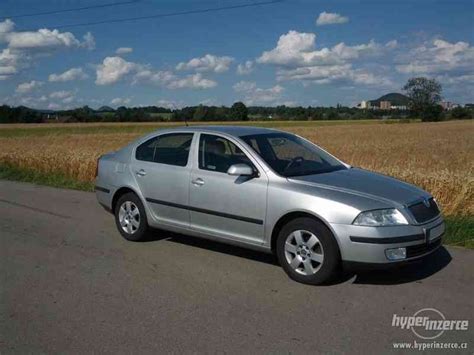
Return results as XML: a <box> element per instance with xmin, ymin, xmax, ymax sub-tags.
<box><xmin>331</xmin><ymin>216</ymin><xmax>445</xmax><ymax>264</ymax></box>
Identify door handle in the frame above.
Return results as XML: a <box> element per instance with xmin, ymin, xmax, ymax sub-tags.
<box><xmin>191</xmin><ymin>178</ymin><xmax>205</xmax><ymax>186</ymax></box>
<box><xmin>136</xmin><ymin>169</ymin><xmax>147</xmax><ymax>177</ymax></box>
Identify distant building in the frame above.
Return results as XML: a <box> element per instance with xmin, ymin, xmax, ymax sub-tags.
<box><xmin>390</xmin><ymin>105</ymin><xmax>408</xmax><ymax>110</ymax></box>
<box><xmin>357</xmin><ymin>93</ymin><xmax>411</xmax><ymax>110</ymax></box>
<box><xmin>380</xmin><ymin>101</ymin><xmax>391</xmax><ymax>110</ymax></box>
<box><xmin>440</xmin><ymin>101</ymin><xmax>459</xmax><ymax>110</ymax></box>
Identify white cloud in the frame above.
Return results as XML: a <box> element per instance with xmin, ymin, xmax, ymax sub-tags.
<box><xmin>385</xmin><ymin>40</ymin><xmax>398</xmax><ymax>49</ymax></box>
<box><xmin>6</xmin><ymin>29</ymin><xmax>91</xmax><ymax>50</ymax></box>
<box><xmin>233</xmin><ymin>81</ymin><xmax>257</xmax><ymax>92</ymax></box>
<box><xmin>47</xmin><ymin>102</ymin><xmax>61</xmax><ymax>110</ymax></box>
<box><xmin>237</xmin><ymin>60</ymin><xmax>254</xmax><ymax>75</ymax></box>
<box><xmin>258</xmin><ymin>31</ymin><xmax>316</xmax><ymax>66</ymax></box>
<box><xmin>258</xmin><ymin>31</ymin><xmax>380</xmax><ymax>67</ymax></box>
<box><xmin>0</xmin><ymin>19</ymin><xmax>94</xmax><ymax>80</ymax></box>
<box><xmin>0</xmin><ymin>48</ymin><xmax>25</xmax><ymax>80</ymax></box>
<box><xmin>316</xmin><ymin>12</ymin><xmax>349</xmax><ymax>26</ymax></box>
<box><xmin>16</xmin><ymin>80</ymin><xmax>43</xmax><ymax>94</ymax></box>
<box><xmin>49</xmin><ymin>90</ymin><xmax>73</xmax><ymax>99</ymax></box>
<box><xmin>199</xmin><ymin>98</ymin><xmax>217</xmax><ymax>106</ymax></box>
<box><xmin>133</xmin><ymin>68</ymin><xmax>175</xmax><ymax>85</ymax></box>
<box><xmin>81</xmin><ymin>32</ymin><xmax>95</xmax><ymax>50</ymax></box>
<box><xmin>0</xmin><ymin>66</ymin><xmax>16</xmax><ymax>76</ymax></box>
<box><xmin>396</xmin><ymin>39</ymin><xmax>474</xmax><ymax>76</ymax></box>
<box><xmin>95</xmin><ymin>56</ymin><xmax>218</xmax><ymax>90</ymax></box>
<box><xmin>276</xmin><ymin>64</ymin><xmax>392</xmax><ymax>86</ymax></box>
<box><xmin>0</xmin><ymin>50</ymin><xmax>17</xmax><ymax>77</ymax></box>
<box><xmin>156</xmin><ymin>99</ymin><xmax>183</xmax><ymax>109</ymax></box>
<box><xmin>62</xmin><ymin>96</ymin><xmax>75</xmax><ymax>104</ymax></box>
<box><xmin>233</xmin><ymin>81</ymin><xmax>284</xmax><ymax>105</ymax></box>
<box><xmin>19</xmin><ymin>95</ymin><xmax>47</xmax><ymax>105</ymax></box>
<box><xmin>257</xmin><ymin>30</ymin><xmax>390</xmax><ymax>86</ymax></box>
<box><xmin>167</xmin><ymin>73</ymin><xmax>217</xmax><ymax>89</ymax></box>
<box><xmin>436</xmin><ymin>73</ymin><xmax>474</xmax><ymax>84</ymax></box>
<box><xmin>48</xmin><ymin>67</ymin><xmax>88</xmax><ymax>82</ymax></box>
<box><xmin>49</xmin><ymin>90</ymin><xmax>75</xmax><ymax>105</ymax></box>
<box><xmin>116</xmin><ymin>47</ymin><xmax>133</xmax><ymax>55</ymax></box>
<box><xmin>176</xmin><ymin>54</ymin><xmax>234</xmax><ymax>73</ymax></box>
<box><xmin>3</xmin><ymin>91</ymin><xmax>79</xmax><ymax>109</ymax></box>
<box><xmin>110</xmin><ymin>97</ymin><xmax>131</xmax><ymax>106</ymax></box>
<box><xmin>0</xmin><ymin>19</ymin><xmax>15</xmax><ymax>41</ymax></box>
<box><xmin>95</xmin><ymin>56</ymin><xmax>137</xmax><ymax>85</ymax></box>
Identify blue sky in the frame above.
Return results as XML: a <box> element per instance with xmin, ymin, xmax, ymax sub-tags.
<box><xmin>1</xmin><ymin>0</ymin><xmax>473</xmax><ymax>109</ymax></box>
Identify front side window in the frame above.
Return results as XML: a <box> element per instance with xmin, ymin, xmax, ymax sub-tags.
<box><xmin>240</xmin><ymin>133</ymin><xmax>346</xmax><ymax>177</ymax></box>
<box><xmin>135</xmin><ymin>133</ymin><xmax>193</xmax><ymax>167</ymax></box>
<box><xmin>199</xmin><ymin>134</ymin><xmax>253</xmax><ymax>173</ymax></box>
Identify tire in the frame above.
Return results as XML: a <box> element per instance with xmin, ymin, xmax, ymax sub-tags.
<box><xmin>114</xmin><ymin>192</ymin><xmax>150</xmax><ymax>241</ymax></box>
<box><xmin>276</xmin><ymin>217</ymin><xmax>340</xmax><ymax>285</ymax></box>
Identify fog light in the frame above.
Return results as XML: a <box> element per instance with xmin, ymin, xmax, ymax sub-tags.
<box><xmin>385</xmin><ymin>247</ymin><xmax>407</xmax><ymax>261</ymax></box>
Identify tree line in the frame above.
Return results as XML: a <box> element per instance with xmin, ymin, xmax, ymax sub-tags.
<box><xmin>1</xmin><ymin>77</ymin><xmax>473</xmax><ymax>124</ymax></box>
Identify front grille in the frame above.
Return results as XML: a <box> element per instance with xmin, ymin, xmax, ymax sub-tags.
<box><xmin>406</xmin><ymin>238</ymin><xmax>442</xmax><ymax>258</ymax></box>
<box><xmin>408</xmin><ymin>198</ymin><xmax>440</xmax><ymax>223</ymax></box>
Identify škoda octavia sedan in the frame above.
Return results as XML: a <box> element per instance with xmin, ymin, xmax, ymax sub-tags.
<box><xmin>95</xmin><ymin>126</ymin><xmax>444</xmax><ymax>284</ymax></box>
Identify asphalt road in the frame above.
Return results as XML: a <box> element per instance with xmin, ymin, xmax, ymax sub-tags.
<box><xmin>1</xmin><ymin>180</ymin><xmax>473</xmax><ymax>354</ymax></box>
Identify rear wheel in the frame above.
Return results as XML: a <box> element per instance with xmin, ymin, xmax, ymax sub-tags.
<box><xmin>114</xmin><ymin>192</ymin><xmax>150</xmax><ymax>241</ymax></box>
<box><xmin>276</xmin><ymin>217</ymin><xmax>340</xmax><ymax>285</ymax></box>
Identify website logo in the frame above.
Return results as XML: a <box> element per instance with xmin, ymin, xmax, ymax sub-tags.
<box><xmin>392</xmin><ymin>308</ymin><xmax>469</xmax><ymax>340</ymax></box>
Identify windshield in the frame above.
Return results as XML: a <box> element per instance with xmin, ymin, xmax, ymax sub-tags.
<box><xmin>240</xmin><ymin>132</ymin><xmax>347</xmax><ymax>177</ymax></box>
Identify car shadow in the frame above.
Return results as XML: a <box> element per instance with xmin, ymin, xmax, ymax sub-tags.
<box><xmin>349</xmin><ymin>246</ymin><xmax>452</xmax><ymax>285</ymax></box>
<box><xmin>143</xmin><ymin>229</ymin><xmax>452</xmax><ymax>286</ymax></box>
<box><xmin>144</xmin><ymin>228</ymin><xmax>279</xmax><ymax>265</ymax></box>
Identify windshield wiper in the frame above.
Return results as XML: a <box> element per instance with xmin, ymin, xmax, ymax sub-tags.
<box><xmin>285</xmin><ymin>170</ymin><xmax>322</xmax><ymax>177</ymax></box>
<box><xmin>285</xmin><ymin>166</ymin><xmax>346</xmax><ymax>177</ymax></box>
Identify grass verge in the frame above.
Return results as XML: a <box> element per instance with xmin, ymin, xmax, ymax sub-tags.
<box><xmin>444</xmin><ymin>216</ymin><xmax>474</xmax><ymax>249</ymax></box>
<box><xmin>0</xmin><ymin>164</ymin><xmax>94</xmax><ymax>191</ymax></box>
<box><xmin>0</xmin><ymin>163</ymin><xmax>472</xmax><ymax>249</ymax></box>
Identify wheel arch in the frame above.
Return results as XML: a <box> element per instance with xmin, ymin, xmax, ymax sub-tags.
<box><xmin>112</xmin><ymin>186</ymin><xmax>141</xmax><ymax>213</ymax></box>
<box><xmin>270</xmin><ymin>211</ymin><xmax>341</xmax><ymax>253</ymax></box>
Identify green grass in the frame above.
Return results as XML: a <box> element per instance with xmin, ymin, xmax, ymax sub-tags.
<box><xmin>0</xmin><ymin>163</ymin><xmax>471</xmax><ymax>249</ymax></box>
<box><xmin>0</xmin><ymin>119</ymin><xmax>401</xmax><ymax>138</ymax></box>
<box><xmin>444</xmin><ymin>216</ymin><xmax>474</xmax><ymax>249</ymax></box>
<box><xmin>0</xmin><ymin>164</ymin><xmax>94</xmax><ymax>191</ymax></box>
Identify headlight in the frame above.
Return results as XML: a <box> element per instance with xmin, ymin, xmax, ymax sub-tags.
<box><xmin>353</xmin><ymin>209</ymin><xmax>408</xmax><ymax>226</ymax></box>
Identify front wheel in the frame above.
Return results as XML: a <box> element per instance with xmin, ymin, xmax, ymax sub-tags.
<box><xmin>114</xmin><ymin>192</ymin><xmax>150</xmax><ymax>241</ymax></box>
<box><xmin>276</xmin><ymin>217</ymin><xmax>340</xmax><ymax>285</ymax></box>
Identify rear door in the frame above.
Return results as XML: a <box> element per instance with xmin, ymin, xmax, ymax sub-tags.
<box><xmin>131</xmin><ymin>132</ymin><xmax>195</xmax><ymax>228</ymax></box>
<box><xmin>189</xmin><ymin>133</ymin><xmax>268</xmax><ymax>244</ymax></box>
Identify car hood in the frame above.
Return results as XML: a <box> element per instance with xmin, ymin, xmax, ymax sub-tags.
<box><xmin>288</xmin><ymin>168</ymin><xmax>429</xmax><ymax>206</ymax></box>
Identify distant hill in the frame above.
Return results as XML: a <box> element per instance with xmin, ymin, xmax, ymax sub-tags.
<box><xmin>97</xmin><ymin>106</ymin><xmax>115</xmax><ymax>112</ymax></box>
<box><xmin>370</xmin><ymin>93</ymin><xmax>410</xmax><ymax>106</ymax></box>
<box><xmin>22</xmin><ymin>106</ymin><xmax>56</xmax><ymax>114</ymax></box>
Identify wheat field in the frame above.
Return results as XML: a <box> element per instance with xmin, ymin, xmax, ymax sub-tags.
<box><xmin>0</xmin><ymin>120</ymin><xmax>472</xmax><ymax>216</ymax></box>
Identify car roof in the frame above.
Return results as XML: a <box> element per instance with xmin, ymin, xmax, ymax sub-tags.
<box><xmin>158</xmin><ymin>125</ymin><xmax>281</xmax><ymax>137</ymax></box>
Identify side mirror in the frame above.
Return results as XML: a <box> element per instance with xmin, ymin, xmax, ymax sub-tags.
<box><xmin>227</xmin><ymin>164</ymin><xmax>254</xmax><ymax>176</ymax></box>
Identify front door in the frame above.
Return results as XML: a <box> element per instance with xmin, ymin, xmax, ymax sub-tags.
<box><xmin>189</xmin><ymin>133</ymin><xmax>268</xmax><ymax>244</ymax></box>
<box><xmin>131</xmin><ymin>132</ymin><xmax>195</xmax><ymax>228</ymax></box>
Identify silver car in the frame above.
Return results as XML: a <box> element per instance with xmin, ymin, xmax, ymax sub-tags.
<box><xmin>95</xmin><ymin>126</ymin><xmax>444</xmax><ymax>284</ymax></box>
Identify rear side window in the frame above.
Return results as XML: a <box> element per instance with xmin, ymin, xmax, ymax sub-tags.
<box><xmin>135</xmin><ymin>133</ymin><xmax>193</xmax><ymax>167</ymax></box>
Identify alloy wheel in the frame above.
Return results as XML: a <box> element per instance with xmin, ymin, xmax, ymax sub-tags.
<box><xmin>118</xmin><ymin>201</ymin><xmax>140</xmax><ymax>234</ymax></box>
<box><xmin>284</xmin><ymin>230</ymin><xmax>324</xmax><ymax>275</ymax></box>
